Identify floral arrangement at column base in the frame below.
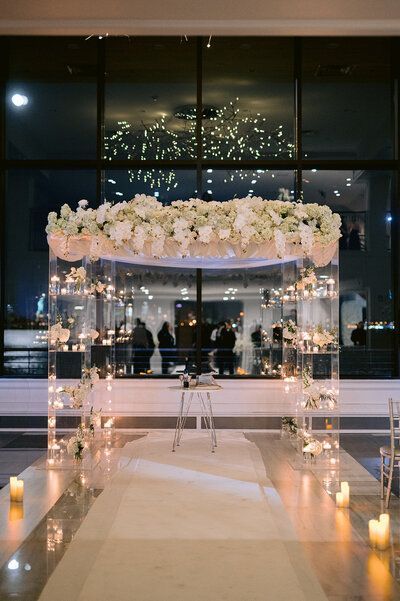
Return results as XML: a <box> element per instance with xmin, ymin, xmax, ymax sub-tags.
<box><xmin>66</xmin><ymin>424</ymin><xmax>85</xmax><ymax>462</ymax></box>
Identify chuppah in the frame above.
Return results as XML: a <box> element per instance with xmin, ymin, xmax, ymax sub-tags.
<box><xmin>45</xmin><ymin>194</ymin><xmax>340</xmax><ymax>472</ymax></box>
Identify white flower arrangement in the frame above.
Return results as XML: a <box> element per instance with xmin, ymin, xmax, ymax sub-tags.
<box><xmin>67</xmin><ymin>424</ymin><xmax>85</xmax><ymax>461</ymax></box>
<box><xmin>296</xmin><ymin>266</ymin><xmax>317</xmax><ymax>293</ymax></box>
<box><xmin>62</xmin><ymin>366</ymin><xmax>100</xmax><ymax>409</ymax></box>
<box><xmin>66</xmin><ymin>266</ymin><xmax>86</xmax><ymax>291</ymax></box>
<box><xmin>89</xmin><ymin>406</ymin><xmax>102</xmax><ymax>436</ymax></box>
<box><xmin>282</xmin><ymin>320</ymin><xmax>298</xmax><ymax>346</ymax></box>
<box><xmin>49</xmin><ymin>322</ymin><xmax>70</xmax><ymax>345</ymax></box>
<box><xmin>46</xmin><ymin>195</ymin><xmax>341</xmax><ymax>261</ymax></box>
<box><xmin>312</xmin><ymin>325</ymin><xmax>338</xmax><ymax>349</ymax></box>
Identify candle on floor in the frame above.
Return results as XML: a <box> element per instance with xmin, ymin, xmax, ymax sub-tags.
<box><xmin>377</xmin><ymin>514</ymin><xmax>390</xmax><ymax>550</ymax></box>
<box><xmin>335</xmin><ymin>492</ymin><xmax>344</xmax><ymax>507</ymax></box>
<box><xmin>9</xmin><ymin>502</ymin><xmax>24</xmax><ymax>521</ymax></box>
<box><xmin>376</xmin><ymin>521</ymin><xmax>389</xmax><ymax>551</ymax></box>
<box><xmin>9</xmin><ymin>477</ymin><xmax>18</xmax><ymax>502</ymax></box>
<box><xmin>369</xmin><ymin>519</ymin><xmax>379</xmax><ymax>547</ymax></box>
<box><xmin>340</xmin><ymin>482</ymin><xmax>350</xmax><ymax>508</ymax></box>
<box><xmin>10</xmin><ymin>477</ymin><xmax>24</xmax><ymax>503</ymax></box>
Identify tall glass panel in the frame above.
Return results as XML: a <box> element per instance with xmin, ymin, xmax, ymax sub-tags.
<box><xmin>105</xmin><ymin>37</ymin><xmax>197</xmax><ymax>160</ymax></box>
<box><xmin>202</xmin><ymin>38</ymin><xmax>295</xmax><ymax>160</ymax></box>
<box><xmin>302</xmin><ymin>170</ymin><xmax>394</xmax><ymax>377</ymax></box>
<box><xmin>6</xmin><ymin>38</ymin><xmax>97</xmax><ymax>159</ymax></box>
<box><xmin>302</xmin><ymin>38</ymin><xmax>393</xmax><ymax>159</ymax></box>
<box><xmin>114</xmin><ymin>265</ymin><xmax>196</xmax><ymax>376</ymax></box>
<box><xmin>4</xmin><ymin>170</ymin><xmax>97</xmax><ymax>376</ymax></box>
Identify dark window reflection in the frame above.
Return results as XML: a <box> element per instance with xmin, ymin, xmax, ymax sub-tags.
<box><xmin>6</xmin><ymin>38</ymin><xmax>97</xmax><ymax>159</ymax></box>
<box><xmin>104</xmin><ymin>170</ymin><xmax>197</xmax><ymax>204</ymax></box>
<box><xmin>202</xmin><ymin>38</ymin><xmax>294</xmax><ymax>160</ymax></box>
<box><xmin>4</xmin><ymin>170</ymin><xmax>97</xmax><ymax>376</ymax></box>
<box><xmin>302</xmin><ymin>39</ymin><xmax>393</xmax><ymax>159</ymax></box>
<box><xmin>105</xmin><ymin>38</ymin><xmax>197</xmax><ymax>160</ymax></box>
<box><xmin>201</xmin><ymin>169</ymin><xmax>295</xmax><ymax>200</ymax></box>
<box><xmin>303</xmin><ymin>170</ymin><xmax>394</xmax><ymax>377</ymax></box>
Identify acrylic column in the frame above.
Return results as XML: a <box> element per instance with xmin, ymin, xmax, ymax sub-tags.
<box><xmin>90</xmin><ymin>259</ymin><xmax>116</xmax><ymax>436</ymax></box>
<box><xmin>48</xmin><ymin>250</ymin><xmax>93</xmax><ymax>468</ymax></box>
<box><xmin>296</xmin><ymin>248</ymin><xmax>340</xmax><ymax>472</ymax></box>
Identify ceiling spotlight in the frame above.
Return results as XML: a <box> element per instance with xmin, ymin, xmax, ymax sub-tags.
<box><xmin>11</xmin><ymin>93</ymin><xmax>28</xmax><ymax>107</ymax></box>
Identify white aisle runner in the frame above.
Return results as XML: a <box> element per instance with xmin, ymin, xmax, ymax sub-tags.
<box><xmin>39</xmin><ymin>432</ymin><xmax>328</xmax><ymax>601</ymax></box>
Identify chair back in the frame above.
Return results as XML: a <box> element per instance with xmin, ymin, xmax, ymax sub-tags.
<box><xmin>388</xmin><ymin>398</ymin><xmax>400</xmax><ymax>453</ymax></box>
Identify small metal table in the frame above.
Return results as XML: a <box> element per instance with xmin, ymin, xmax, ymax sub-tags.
<box><xmin>170</xmin><ymin>385</ymin><xmax>221</xmax><ymax>453</ymax></box>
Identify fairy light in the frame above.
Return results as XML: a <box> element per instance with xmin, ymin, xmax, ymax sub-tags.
<box><xmin>104</xmin><ymin>100</ymin><xmax>294</xmax><ymax>192</ymax></box>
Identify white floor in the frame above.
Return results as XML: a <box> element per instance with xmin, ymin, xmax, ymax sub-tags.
<box><xmin>38</xmin><ymin>431</ymin><xmax>328</xmax><ymax>601</ymax></box>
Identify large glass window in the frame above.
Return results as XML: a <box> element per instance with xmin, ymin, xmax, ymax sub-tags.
<box><xmin>303</xmin><ymin>170</ymin><xmax>395</xmax><ymax>377</ymax></box>
<box><xmin>114</xmin><ymin>265</ymin><xmax>196</xmax><ymax>376</ymax></box>
<box><xmin>105</xmin><ymin>37</ymin><xmax>197</xmax><ymax>160</ymax></box>
<box><xmin>302</xmin><ymin>39</ymin><xmax>393</xmax><ymax>159</ymax></box>
<box><xmin>4</xmin><ymin>170</ymin><xmax>97</xmax><ymax>376</ymax></box>
<box><xmin>6</xmin><ymin>38</ymin><xmax>97</xmax><ymax>160</ymax></box>
<box><xmin>202</xmin><ymin>38</ymin><xmax>295</xmax><ymax>160</ymax></box>
<box><xmin>0</xmin><ymin>36</ymin><xmax>399</xmax><ymax>378</ymax></box>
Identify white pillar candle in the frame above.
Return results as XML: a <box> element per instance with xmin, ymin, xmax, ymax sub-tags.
<box><xmin>369</xmin><ymin>519</ymin><xmax>379</xmax><ymax>547</ymax></box>
<box><xmin>79</xmin><ymin>344</ymin><xmax>85</xmax><ymax>352</ymax></box>
<box><xmin>62</xmin><ymin>344</ymin><xmax>69</xmax><ymax>352</ymax></box>
<box><xmin>376</xmin><ymin>521</ymin><xmax>389</xmax><ymax>551</ymax></box>
<box><xmin>15</xmin><ymin>481</ymin><xmax>24</xmax><ymax>503</ymax></box>
<box><xmin>71</xmin><ymin>344</ymin><xmax>78</xmax><ymax>352</ymax></box>
<box><xmin>10</xmin><ymin>478</ymin><xmax>24</xmax><ymax>503</ymax></box>
<box><xmin>335</xmin><ymin>492</ymin><xmax>344</xmax><ymax>507</ymax></box>
<box><xmin>340</xmin><ymin>482</ymin><xmax>350</xmax><ymax>508</ymax></box>
<box><xmin>9</xmin><ymin>477</ymin><xmax>18</xmax><ymax>502</ymax></box>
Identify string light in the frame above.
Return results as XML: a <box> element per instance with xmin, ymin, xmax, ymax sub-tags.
<box><xmin>207</xmin><ymin>35</ymin><xmax>212</xmax><ymax>49</ymax></box>
<box><xmin>104</xmin><ymin>100</ymin><xmax>294</xmax><ymax>192</ymax></box>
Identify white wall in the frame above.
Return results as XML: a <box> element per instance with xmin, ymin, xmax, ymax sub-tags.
<box><xmin>0</xmin><ymin>378</ymin><xmax>398</xmax><ymax>419</ymax></box>
<box><xmin>2</xmin><ymin>0</ymin><xmax>400</xmax><ymax>35</ymax></box>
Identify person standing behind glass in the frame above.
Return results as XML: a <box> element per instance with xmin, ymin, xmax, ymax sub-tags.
<box><xmin>158</xmin><ymin>321</ymin><xmax>175</xmax><ymax>375</ymax></box>
<box><xmin>217</xmin><ymin>320</ymin><xmax>236</xmax><ymax>375</ymax></box>
<box><xmin>142</xmin><ymin>322</ymin><xmax>155</xmax><ymax>372</ymax></box>
<box><xmin>131</xmin><ymin>319</ymin><xmax>148</xmax><ymax>374</ymax></box>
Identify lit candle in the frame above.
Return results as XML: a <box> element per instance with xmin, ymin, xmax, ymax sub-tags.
<box><xmin>326</xmin><ymin>278</ymin><xmax>335</xmax><ymax>296</ymax></box>
<box><xmin>79</xmin><ymin>344</ymin><xmax>85</xmax><ymax>352</ymax></box>
<box><xmin>102</xmin><ymin>340</ymin><xmax>107</xmax><ymax>346</ymax></box>
<box><xmin>376</xmin><ymin>522</ymin><xmax>389</xmax><ymax>551</ymax></box>
<box><xmin>341</xmin><ymin>482</ymin><xmax>350</xmax><ymax>508</ymax></box>
<box><xmin>378</xmin><ymin>514</ymin><xmax>390</xmax><ymax>550</ymax></box>
<box><xmin>369</xmin><ymin>519</ymin><xmax>379</xmax><ymax>547</ymax></box>
<box><xmin>10</xmin><ymin>478</ymin><xmax>23</xmax><ymax>503</ymax></box>
<box><xmin>71</xmin><ymin>344</ymin><xmax>78</xmax><ymax>352</ymax></box>
<box><xmin>335</xmin><ymin>492</ymin><xmax>344</xmax><ymax>507</ymax></box>
<box><xmin>62</xmin><ymin>344</ymin><xmax>69</xmax><ymax>352</ymax></box>
<box><xmin>15</xmin><ymin>481</ymin><xmax>24</xmax><ymax>503</ymax></box>
<box><xmin>9</xmin><ymin>477</ymin><xmax>18</xmax><ymax>502</ymax></box>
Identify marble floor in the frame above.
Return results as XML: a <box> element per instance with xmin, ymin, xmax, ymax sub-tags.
<box><xmin>0</xmin><ymin>430</ymin><xmax>398</xmax><ymax>600</ymax></box>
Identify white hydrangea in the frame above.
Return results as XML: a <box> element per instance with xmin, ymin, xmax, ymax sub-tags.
<box><xmin>46</xmin><ymin>196</ymin><xmax>341</xmax><ymax>262</ymax></box>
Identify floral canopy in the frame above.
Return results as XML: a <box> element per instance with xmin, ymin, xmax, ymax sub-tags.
<box><xmin>47</xmin><ymin>195</ymin><xmax>341</xmax><ymax>268</ymax></box>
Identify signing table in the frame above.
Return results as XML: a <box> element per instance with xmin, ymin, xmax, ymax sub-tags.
<box><xmin>170</xmin><ymin>385</ymin><xmax>221</xmax><ymax>453</ymax></box>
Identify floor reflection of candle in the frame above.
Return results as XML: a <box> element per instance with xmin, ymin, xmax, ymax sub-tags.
<box><xmin>335</xmin><ymin>491</ymin><xmax>344</xmax><ymax>507</ymax></box>
<box><xmin>9</xmin><ymin>502</ymin><xmax>24</xmax><ymax>521</ymax></box>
